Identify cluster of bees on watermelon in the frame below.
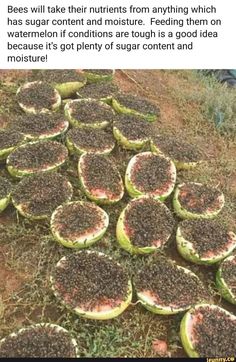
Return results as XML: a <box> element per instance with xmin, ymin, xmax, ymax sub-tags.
<box><xmin>0</xmin><ymin>69</ymin><xmax>235</xmax><ymax>357</ymax></box>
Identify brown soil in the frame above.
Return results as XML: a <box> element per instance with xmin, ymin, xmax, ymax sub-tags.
<box><xmin>67</xmin><ymin>128</ymin><xmax>114</xmax><ymax>153</ymax></box>
<box><xmin>178</xmin><ymin>183</ymin><xmax>223</xmax><ymax>214</ymax></box>
<box><xmin>152</xmin><ymin>134</ymin><xmax>203</xmax><ymax>163</ymax></box>
<box><xmin>124</xmin><ymin>197</ymin><xmax>175</xmax><ymax>248</ymax></box>
<box><xmin>130</xmin><ymin>153</ymin><xmax>173</xmax><ymax>193</ymax></box>
<box><xmin>180</xmin><ymin>220</ymin><xmax>231</xmax><ymax>257</ymax></box>
<box><xmin>17</xmin><ymin>82</ymin><xmax>58</xmax><ymax>111</ymax></box>
<box><xmin>134</xmin><ymin>257</ymin><xmax>209</xmax><ymax>308</ymax></box>
<box><xmin>10</xmin><ymin>114</ymin><xmax>67</xmax><ymax>139</ymax></box>
<box><xmin>8</xmin><ymin>141</ymin><xmax>68</xmax><ymax>171</ymax></box>
<box><xmin>52</xmin><ymin>251</ymin><xmax>129</xmax><ymax>310</ymax></box>
<box><xmin>52</xmin><ymin>202</ymin><xmax>104</xmax><ymax>241</ymax></box>
<box><xmin>192</xmin><ymin>306</ymin><xmax>236</xmax><ymax>357</ymax></box>
<box><xmin>80</xmin><ymin>154</ymin><xmax>122</xmax><ymax>197</ymax></box>
<box><xmin>0</xmin><ymin>324</ymin><xmax>77</xmax><ymax>357</ymax></box>
<box><xmin>0</xmin><ymin>251</ymin><xmax>26</xmax><ymax>301</ymax></box>
<box><xmin>0</xmin><ymin>177</ymin><xmax>11</xmax><ymax>199</ymax></box>
<box><xmin>70</xmin><ymin>99</ymin><xmax>115</xmax><ymax>124</ymax></box>
<box><xmin>220</xmin><ymin>256</ymin><xmax>236</xmax><ymax>295</ymax></box>
<box><xmin>0</xmin><ymin>129</ymin><xmax>24</xmax><ymax>150</ymax></box>
<box><xmin>78</xmin><ymin>81</ymin><xmax>119</xmax><ymax>99</ymax></box>
<box><xmin>114</xmin><ymin>114</ymin><xmax>151</xmax><ymax>141</ymax></box>
<box><xmin>12</xmin><ymin>173</ymin><xmax>72</xmax><ymax>218</ymax></box>
<box><xmin>115</xmin><ymin>93</ymin><xmax>160</xmax><ymax>115</ymax></box>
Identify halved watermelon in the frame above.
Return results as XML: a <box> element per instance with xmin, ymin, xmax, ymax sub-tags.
<box><xmin>216</xmin><ymin>255</ymin><xmax>236</xmax><ymax>305</ymax></box>
<box><xmin>78</xmin><ymin>153</ymin><xmax>124</xmax><ymax>204</ymax></box>
<box><xmin>51</xmin><ymin>250</ymin><xmax>132</xmax><ymax>320</ymax></box>
<box><xmin>0</xmin><ymin>323</ymin><xmax>79</xmax><ymax>357</ymax></box>
<box><xmin>82</xmin><ymin>69</ymin><xmax>115</xmax><ymax>82</ymax></box>
<box><xmin>0</xmin><ymin>129</ymin><xmax>25</xmax><ymax>161</ymax></box>
<box><xmin>112</xmin><ymin>93</ymin><xmax>160</xmax><ymax>122</ymax></box>
<box><xmin>11</xmin><ymin>173</ymin><xmax>73</xmax><ymax>220</ymax></box>
<box><xmin>51</xmin><ymin>201</ymin><xmax>109</xmax><ymax>249</ymax></box>
<box><xmin>65</xmin><ymin>98</ymin><xmax>116</xmax><ymax>129</ymax></box>
<box><xmin>134</xmin><ymin>256</ymin><xmax>208</xmax><ymax>315</ymax></box>
<box><xmin>0</xmin><ymin>177</ymin><xmax>12</xmax><ymax>212</ymax></box>
<box><xmin>16</xmin><ymin>81</ymin><xmax>61</xmax><ymax>114</ymax></box>
<box><xmin>180</xmin><ymin>304</ymin><xmax>236</xmax><ymax>357</ymax></box>
<box><xmin>66</xmin><ymin>128</ymin><xmax>115</xmax><ymax>155</ymax></box>
<box><xmin>10</xmin><ymin>113</ymin><xmax>69</xmax><ymax>141</ymax></box>
<box><xmin>176</xmin><ymin>220</ymin><xmax>236</xmax><ymax>265</ymax></box>
<box><xmin>116</xmin><ymin>196</ymin><xmax>175</xmax><ymax>254</ymax></box>
<box><xmin>32</xmin><ymin>69</ymin><xmax>87</xmax><ymax>98</ymax></box>
<box><xmin>113</xmin><ymin>114</ymin><xmax>151</xmax><ymax>150</ymax></box>
<box><xmin>77</xmin><ymin>81</ymin><xmax>118</xmax><ymax>103</ymax></box>
<box><xmin>7</xmin><ymin>141</ymin><xmax>68</xmax><ymax>178</ymax></box>
<box><xmin>150</xmin><ymin>134</ymin><xmax>203</xmax><ymax>170</ymax></box>
<box><xmin>125</xmin><ymin>152</ymin><xmax>176</xmax><ymax>200</ymax></box>
<box><xmin>173</xmin><ymin>182</ymin><xmax>225</xmax><ymax>219</ymax></box>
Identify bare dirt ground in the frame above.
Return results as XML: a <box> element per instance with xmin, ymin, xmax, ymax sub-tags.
<box><xmin>0</xmin><ymin>69</ymin><xmax>235</xmax><ymax>357</ymax></box>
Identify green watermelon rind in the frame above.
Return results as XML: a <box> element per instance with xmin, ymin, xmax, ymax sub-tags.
<box><xmin>11</xmin><ymin>180</ymin><xmax>73</xmax><ymax>220</ymax></box>
<box><xmin>150</xmin><ymin>140</ymin><xmax>203</xmax><ymax>170</ymax></box>
<box><xmin>180</xmin><ymin>303</ymin><xmax>236</xmax><ymax>357</ymax></box>
<box><xmin>116</xmin><ymin>196</ymin><xmax>172</xmax><ymax>255</ymax></box>
<box><xmin>0</xmin><ymin>323</ymin><xmax>79</xmax><ymax>358</ymax></box>
<box><xmin>112</xmin><ymin>98</ymin><xmax>158</xmax><ymax>122</ymax></box>
<box><xmin>50</xmin><ymin>201</ymin><xmax>109</xmax><ymax>249</ymax></box>
<box><xmin>6</xmin><ymin>142</ymin><xmax>68</xmax><ymax>178</ymax></box>
<box><xmin>176</xmin><ymin>225</ymin><xmax>236</xmax><ymax>265</ymax></box>
<box><xmin>76</xmin><ymin>91</ymin><xmax>114</xmax><ymax>105</ymax></box>
<box><xmin>78</xmin><ymin>154</ymin><xmax>124</xmax><ymax>205</ymax></box>
<box><xmin>66</xmin><ymin>132</ymin><xmax>115</xmax><ymax>156</ymax></box>
<box><xmin>173</xmin><ymin>182</ymin><xmax>225</xmax><ymax>220</ymax></box>
<box><xmin>16</xmin><ymin>81</ymin><xmax>62</xmax><ymax>114</ymax></box>
<box><xmin>216</xmin><ymin>255</ymin><xmax>236</xmax><ymax>305</ymax></box>
<box><xmin>0</xmin><ymin>193</ymin><xmax>11</xmax><ymax>213</ymax></box>
<box><xmin>50</xmin><ymin>250</ymin><xmax>132</xmax><ymax>320</ymax></box>
<box><xmin>64</xmin><ymin>99</ymin><xmax>113</xmax><ymax>129</ymax></box>
<box><xmin>135</xmin><ymin>266</ymin><xmax>206</xmax><ymax>315</ymax></box>
<box><xmin>125</xmin><ymin>152</ymin><xmax>176</xmax><ymax>201</ymax></box>
<box><xmin>113</xmin><ymin>126</ymin><xmax>149</xmax><ymax>151</ymax></box>
<box><xmin>54</xmin><ymin>79</ymin><xmax>87</xmax><ymax>99</ymax></box>
<box><xmin>83</xmin><ymin>70</ymin><xmax>115</xmax><ymax>83</ymax></box>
